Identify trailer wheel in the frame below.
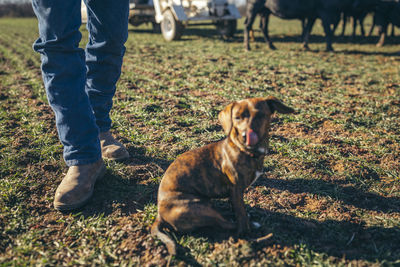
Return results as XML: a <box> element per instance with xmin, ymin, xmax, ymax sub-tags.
<box><xmin>161</xmin><ymin>9</ymin><xmax>184</xmax><ymax>41</ymax></box>
<box><xmin>216</xmin><ymin>20</ymin><xmax>237</xmax><ymax>38</ymax></box>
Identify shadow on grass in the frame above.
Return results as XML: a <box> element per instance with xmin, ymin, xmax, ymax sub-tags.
<box><xmin>167</xmin><ymin>176</ymin><xmax>399</xmax><ymax>264</ymax></box>
<box><xmin>243</xmin><ymin>34</ymin><xmax>400</xmax><ymax>55</ymax></box>
<box><xmin>128</xmin><ymin>27</ymin><xmax>227</xmax><ymax>41</ymax></box>
<box><xmin>169</xmin><ymin>207</ymin><xmax>399</xmax><ymax>263</ymax></box>
<box><xmin>253</xmin><ymin>176</ymin><xmax>400</xmax><ymax>261</ymax></box>
<box><xmin>175</xmin><ymin>206</ymin><xmax>399</xmax><ymax>263</ymax></box>
<box><xmin>153</xmin><ymin>26</ymin><xmax>400</xmax><ymax>56</ymax></box>
<box><xmin>247</xmin><ymin>207</ymin><xmax>400</xmax><ymax>262</ymax></box>
<box><xmin>144</xmin><ymin>23</ymin><xmax>400</xmax><ymax>46</ymax></box>
<box><xmin>181</xmin><ymin>27</ymin><xmax>225</xmax><ymax>40</ymax></box>
<box><xmin>338</xmin><ymin>49</ymin><xmax>400</xmax><ymax>57</ymax></box>
<box><xmin>78</xmin><ymin>146</ymin><xmax>172</xmax><ymax>218</ymax></box>
<box><xmin>259</xmin><ymin>177</ymin><xmax>400</xmax><ymax>213</ymax></box>
<box><xmin>128</xmin><ymin>28</ymin><xmax>159</xmax><ymax>34</ymax></box>
<box><xmin>248</xmin><ymin>33</ymin><xmax>400</xmax><ymax>45</ymax></box>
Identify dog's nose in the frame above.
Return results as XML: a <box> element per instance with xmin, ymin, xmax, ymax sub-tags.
<box><xmin>245</xmin><ymin>129</ymin><xmax>259</xmax><ymax>146</ymax></box>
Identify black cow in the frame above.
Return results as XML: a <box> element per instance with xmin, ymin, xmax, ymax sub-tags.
<box><xmin>337</xmin><ymin>2</ymin><xmax>371</xmax><ymax>38</ymax></box>
<box><xmin>244</xmin><ymin>0</ymin><xmax>317</xmax><ymax>51</ymax></box>
<box><xmin>244</xmin><ymin>0</ymin><xmax>354</xmax><ymax>51</ymax></box>
<box><xmin>340</xmin><ymin>0</ymin><xmax>379</xmax><ymax>38</ymax></box>
<box><xmin>370</xmin><ymin>0</ymin><xmax>400</xmax><ymax>46</ymax></box>
<box><xmin>316</xmin><ymin>0</ymin><xmax>354</xmax><ymax>47</ymax></box>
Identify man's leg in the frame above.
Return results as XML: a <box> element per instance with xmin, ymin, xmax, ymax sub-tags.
<box><xmin>84</xmin><ymin>0</ymin><xmax>130</xmax><ymax>160</ymax></box>
<box><xmin>32</xmin><ymin>0</ymin><xmax>101</xmax><ymax>166</ymax></box>
<box><xmin>32</xmin><ymin>0</ymin><xmax>105</xmax><ymax>210</ymax></box>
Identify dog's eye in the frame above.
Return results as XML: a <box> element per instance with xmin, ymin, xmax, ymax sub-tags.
<box><xmin>234</xmin><ymin>111</ymin><xmax>249</xmax><ymax>121</ymax></box>
<box><xmin>242</xmin><ymin>111</ymin><xmax>250</xmax><ymax>118</ymax></box>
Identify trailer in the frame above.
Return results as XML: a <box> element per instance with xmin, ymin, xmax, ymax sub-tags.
<box><xmin>152</xmin><ymin>0</ymin><xmax>241</xmax><ymax>41</ymax></box>
<box><xmin>82</xmin><ymin>0</ymin><xmax>241</xmax><ymax>41</ymax></box>
<box><xmin>128</xmin><ymin>0</ymin><xmax>161</xmax><ymax>33</ymax></box>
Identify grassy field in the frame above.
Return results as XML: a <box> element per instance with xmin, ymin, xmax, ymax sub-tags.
<box><xmin>0</xmin><ymin>17</ymin><xmax>399</xmax><ymax>266</ymax></box>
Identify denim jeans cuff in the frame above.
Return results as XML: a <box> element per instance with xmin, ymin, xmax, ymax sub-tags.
<box><xmin>65</xmin><ymin>155</ymin><xmax>102</xmax><ymax>167</ymax></box>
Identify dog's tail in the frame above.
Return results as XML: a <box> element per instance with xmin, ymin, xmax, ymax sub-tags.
<box><xmin>151</xmin><ymin>217</ymin><xmax>177</xmax><ymax>255</ymax></box>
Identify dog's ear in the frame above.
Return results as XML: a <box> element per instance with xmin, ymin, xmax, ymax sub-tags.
<box><xmin>218</xmin><ymin>102</ymin><xmax>236</xmax><ymax>135</ymax></box>
<box><xmin>264</xmin><ymin>96</ymin><xmax>294</xmax><ymax>114</ymax></box>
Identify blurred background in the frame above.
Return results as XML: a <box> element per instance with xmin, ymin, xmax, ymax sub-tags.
<box><xmin>0</xmin><ymin>0</ymin><xmax>247</xmax><ymax>17</ymax></box>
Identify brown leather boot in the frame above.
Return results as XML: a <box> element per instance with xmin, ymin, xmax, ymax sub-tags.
<box><xmin>54</xmin><ymin>159</ymin><xmax>106</xmax><ymax>211</ymax></box>
<box><xmin>99</xmin><ymin>131</ymin><xmax>129</xmax><ymax>160</ymax></box>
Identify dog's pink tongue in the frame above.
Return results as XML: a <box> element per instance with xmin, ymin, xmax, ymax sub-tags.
<box><xmin>246</xmin><ymin>130</ymin><xmax>259</xmax><ymax>146</ymax></box>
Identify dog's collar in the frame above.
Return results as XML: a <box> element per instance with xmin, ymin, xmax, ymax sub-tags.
<box><xmin>246</xmin><ymin>146</ymin><xmax>268</xmax><ymax>158</ymax></box>
<box><xmin>228</xmin><ymin>138</ymin><xmax>267</xmax><ymax>158</ymax></box>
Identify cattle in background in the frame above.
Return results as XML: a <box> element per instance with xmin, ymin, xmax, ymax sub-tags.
<box><xmin>315</xmin><ymin>0</ymin><xmax>354</xmax><ymax>48</ymax></box>
<box><xmin>244</xmin><ymin>0</ymin><xmax>354</xmax><ymax>52</ymax></box>
<box><xmin>244</xmin><ymin>0</ymin><xmax>318</xmax><ymax>51</ymax></box>
<box><xmin>337</xmin><ymin>0</ymin><xmax>375</xmax><ymax>38</ymax></box>
<box><xmin>369</xmin><ymin>0</ymin><xmax>400</xmax><ymax>46</ymax></box>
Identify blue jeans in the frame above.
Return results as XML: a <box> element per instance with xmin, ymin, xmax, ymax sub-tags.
<box><xmin>32</xmin><ymin>0</ymin><xmax>129</xmax><ymax>166</ymax></box>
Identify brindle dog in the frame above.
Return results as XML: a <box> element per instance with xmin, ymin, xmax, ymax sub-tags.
<box><xmin>151</xmin><ymin>96</ymin><xmax>294</xmax><ymax>255</ymax></box>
